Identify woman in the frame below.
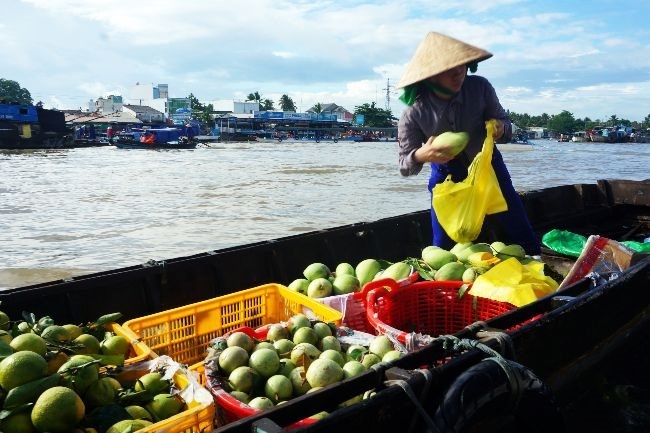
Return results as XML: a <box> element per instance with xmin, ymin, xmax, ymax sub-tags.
<box><xmin>397</xmin><ymin>32</ymin><xmax>541</xmax><ymax>255</ymax></box>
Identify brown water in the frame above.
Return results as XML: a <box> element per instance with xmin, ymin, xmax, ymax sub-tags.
<box><xmin>1</xmin><ymin>139</ymin><xmax>648</xmax><ymax>289</ymax></box>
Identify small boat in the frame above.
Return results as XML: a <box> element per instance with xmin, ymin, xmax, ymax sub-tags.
<box><xmin>571</xmin><ymin>131</ymin><xmax>588</xmax><ymax>142</ymax></box>
<box><xmin>1</xmin><ymin>179</ymin><xmax>649</xmax><ymax>432</ymax></box>
<box><xmin>113</xmin><ymin>127</ymin><xmax>198</xmax><ymax>149</ymax></box>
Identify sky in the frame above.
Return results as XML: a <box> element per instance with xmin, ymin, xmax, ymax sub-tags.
<box><xmin>3</xmin><ymin>0</ymin><xmax>650</xmax><ymax>122</ymax></box>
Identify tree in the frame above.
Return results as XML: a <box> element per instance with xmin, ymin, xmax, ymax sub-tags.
<box><xmin>608</xmin><ymin>114</ymin><xmax>619</xmax><ymax>127</ymax></box>
<box><xmin>246</xmin><ymin>91</ymin><xmax>262</xmax><ymax>104</ymax></box>
<box><xmin>547</xmin><ymin>110</ymin><xmax>577</xmax><ymax>133</ymax></box>
<box><xmin>312</xmin><ymin>102</ymin><xmax>323</xmax><ymax>114</ymax></box>
<box><xmin>0</xmin><ymin>79</ymin><xmax>33</xmax><ymax>105</ymax></box>
<box><xmin>353</xmin><ymin>102</ymin><xmax>395</xmax><ymax>127</ymax></box>
<box><xmin>279</xmin><ymin>94</ymin><xmax>297</xmax><ymax>112</ymax></box>
<box><xmin>260</xmin><ymin>98</ymin><xmax>275</xmax><ymax>111</ymax></box>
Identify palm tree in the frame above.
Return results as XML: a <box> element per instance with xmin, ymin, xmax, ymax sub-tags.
<box><xmin>246</xmin><ymin>92</ymin><xmax>262</xmax><ymax>105</ymax></box>
<box><xmin>279</xmin><ymin>95</ymin><xmax>297</xmax><ymax>112</ymax></box>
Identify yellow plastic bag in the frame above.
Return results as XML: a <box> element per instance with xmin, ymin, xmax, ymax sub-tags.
<box><xmin>432</xmin><ymin>120</ymin><xmax>508</xmax><ymax>243</ymax></box>
<box><xmin>468</xmin><ymin>258</ymin><xmax>559</xmax><ymax>307</ymax></box>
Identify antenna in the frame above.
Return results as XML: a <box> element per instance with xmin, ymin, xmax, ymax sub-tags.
<box><xmin>382</xmin><ymin>78</ymin><xmax>393</xmax><ymax>111</ymax></box>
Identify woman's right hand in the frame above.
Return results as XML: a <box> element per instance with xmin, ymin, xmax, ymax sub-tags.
<box><xmin>415</xmin><ymin>136</ymin><xmax>455</xmax><ymax>164</ymax></box>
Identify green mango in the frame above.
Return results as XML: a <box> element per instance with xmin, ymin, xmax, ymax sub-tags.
<box><xmin>374</xmin><ymin>262</ymin><xmax>411</xmax><ymax>282</ymax></box>
<box><xmin>434</xmin><ymin>262</ymin><xmax>466</xmax><ymax>281</ymax></box>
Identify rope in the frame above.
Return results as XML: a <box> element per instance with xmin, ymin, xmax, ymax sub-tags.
<box><xmin>476</xmin><ymin>329</ymin><xmax>516</xmax><ymax>360</ymax></box>
<box><xmin>434</xmin><ymin>334</ymin><xmax>524</xmax><ymax>411</ymax></box>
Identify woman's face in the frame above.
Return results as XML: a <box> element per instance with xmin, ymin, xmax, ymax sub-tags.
<box><xmin>429</xmin><ymin>65</ymin><xmax>467</xmax><ymax>97</ymax></box>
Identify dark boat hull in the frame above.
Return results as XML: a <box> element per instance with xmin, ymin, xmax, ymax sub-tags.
<box><xmin>1</xmin><ymin>178</ymin><xmax>649</xmax><ymax>432</ymax></box>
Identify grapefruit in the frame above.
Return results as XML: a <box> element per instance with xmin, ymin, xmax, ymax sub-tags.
<box><xmin>0</xmin><ymin>350</ymin><xmax>48</xmax><ymax>391</ymax></box>
<box><xmin>31</xmin><ymin>386</ymin><xmax>85</xmax><ymax>433</ymax></box>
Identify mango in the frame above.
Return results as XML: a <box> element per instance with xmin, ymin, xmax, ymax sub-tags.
<box><xmin>429</xmin><ymin>131</ymin><xmax>469</xmax><ymax>156</ymax></box>
<box><xmin>422</xmin><ymin>248</ymin><xmax>457</xmax><ymax>270</ymax></box>
<box><xmin>499</xmin><ymin>244</ymin><xmax>526</xmax><ymax>259</ymax></box>
<box><xmin>434</xmin><ymin>262</ymin><xmax>466</xmax><ymax>281</ymax></box>
<box><xmin>450</xmin><ymin>242</ymin><xmax>473</xmax><ymax>257</ymax></box>
<box><xmin>374</xmin><ymin>262</ymin><xmax>411</xmax><ymax>282</ymax></box>
<box><xmin>355</xmin><ymin>259</ymin><xmax>381</xmax><ymax>286</ymax></box>
<box><xmin>456</xmin><ymin>243</ymin><xmax>493</xmax><ymax>263</ymax></box>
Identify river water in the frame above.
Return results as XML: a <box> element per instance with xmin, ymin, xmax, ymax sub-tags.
<box><xmin>1</xmin><ymin>139</ymin><xmax>648</xmax><ymax>289</ymax></box>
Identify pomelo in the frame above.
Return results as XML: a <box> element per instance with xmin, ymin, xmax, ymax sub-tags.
<box><xmin>31</xmin><ymin>386</ymin><xmax>85</xmax><ymax>433</ymax></box>
<box><xmin>0</xmin><ymin>350</ymin><xmax>48</xmax><ymax>391</ymax></box>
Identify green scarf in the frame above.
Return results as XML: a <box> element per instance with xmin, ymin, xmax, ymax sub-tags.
<box><xmin>399</xmin><ymin>62</ymin><xmax>478</xmax><ymax>106</ymax></box>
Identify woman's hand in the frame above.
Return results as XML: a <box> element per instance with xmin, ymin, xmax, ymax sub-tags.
<box><xmin>492</xmin><ymin>120</ymin><xmax>504</xmax><ymax>139</ymax></box>
<box><xmin>414</xmin><ymin>136</ymin><xmax>455</xmax><ymax>164</ymax></box>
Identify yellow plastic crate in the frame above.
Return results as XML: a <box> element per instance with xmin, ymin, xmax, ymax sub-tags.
<box><xmin>121</xmin><ymin>283</ymin><xmax>343</xmax><ymax>367</ymax></box>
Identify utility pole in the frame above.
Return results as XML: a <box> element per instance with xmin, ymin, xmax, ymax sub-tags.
<box><xmin>382</xmin><ymin>78</ymin><xmax>392</xmax><ymax>111</ymax></box>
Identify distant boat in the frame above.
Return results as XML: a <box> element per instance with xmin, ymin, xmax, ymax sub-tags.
<box><xmin>113</xmin><ymin>128</ymin><xmax>197</xmax><ymax>149</ymax></box>
<box><xmin>571</xmin><ymin>131</ymin><xmax>587</xmax><ymax>142</ymax></box>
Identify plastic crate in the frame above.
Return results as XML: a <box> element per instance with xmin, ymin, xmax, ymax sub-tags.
<box><xmin>109</xmin><ymin>322</ymin><xmax>155</xmax><ymax>365</ymax></box>
<box><xmin>121</xmin><ymin>283</ymin><xmax>342</xmax><ymax>367</ymax></box>
<box><xmin>364</xmin><ymin>278</ymin><xmax>517</xmax><ymax>345</ymax></box>
<box><xmin>202</xmin><ymin>326</ymin><xmax>319</xmax><ymax>429</ymax></box>
<box><xmin>314</xmin><ymin>272</ymin><xmax>420</xmax><ymax>334</ymax></box>
<box><xmin>114</xmin><ymin>358</ymin><xmax>216</xmax><ymax>433</ymax></box>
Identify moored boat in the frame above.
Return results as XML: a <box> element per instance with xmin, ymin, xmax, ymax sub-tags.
<box><xmin>1</xmin><ymin>179</ymin><xmax>648</xmax><ymax>431</ymax></box>
<box><xmin>113</xmin><ymin>127</ymin><xmax>198</xmax><ymax>149</ymax></box>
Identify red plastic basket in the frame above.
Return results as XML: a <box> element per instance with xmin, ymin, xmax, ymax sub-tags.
<box><xmin>316</xmin><ymin>271</ymin><xmax>420</xmax><ymax>334</ymax></box>
<box><xmin>203</xmin><ymin>326</ymin><xmax>319</xmax><ymax>429</ymax></box>
<box><xmin>364</xmin><ymin>278</ymin><xmax>517</xmax><ymax>345</ymax></box>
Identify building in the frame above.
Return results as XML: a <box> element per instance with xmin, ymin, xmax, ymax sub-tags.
<box><xmin>94</xmin><ymin>95</ymin><xmax>123</xmax><ymax>114</ymax></box>
<box><xmin>122</xmin><ymin>105</ymin><xmax>164</xmax><ymax>123</ymax></box>
<box><xmin>306</xmin><ymin>103</ymin><xmax>354</xmax><ymax>122</ymax></box>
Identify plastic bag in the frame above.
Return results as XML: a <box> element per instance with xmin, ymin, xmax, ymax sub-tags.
<box><xmin>432</xmin><ymin>120</ymin><xmax>508</xmax><ymax>243</ymax></box>
<box><xmin>541</xmin><ymin>229</ymin><xmax>587</xmax><ymax>257</ymax></box>
<box><xmin>468</xmin><ymin>257</ymin><xmax>559</xmax><ymax>307</ymax></box>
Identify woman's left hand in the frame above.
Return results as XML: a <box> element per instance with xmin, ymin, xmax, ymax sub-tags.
<box><xmin>492</xmin><ymin>120</ymin><xmax>504</xmax><ymax>139</ymax></box>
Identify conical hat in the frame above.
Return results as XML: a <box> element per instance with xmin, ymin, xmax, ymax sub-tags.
<box><xmin>397</xmin><ymin>32</ymin><xmax>492</xmax><ymax>89</ymax></box>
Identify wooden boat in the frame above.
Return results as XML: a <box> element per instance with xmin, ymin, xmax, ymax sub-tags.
<box><xmin>1</xmin><ymin>179</ymin><xmax>648</xmax><ymax>431</ymax></box>
<box><xmin>113</xmin><ymin>127</ymin><xmax>198</xmax><ymax>149</ymax></box>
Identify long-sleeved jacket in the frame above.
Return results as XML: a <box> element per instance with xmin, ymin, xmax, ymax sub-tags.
<box><xmin>397</xmin><ymin>75</ymin><xmax>512</xmax><ymax>177</ymax></box>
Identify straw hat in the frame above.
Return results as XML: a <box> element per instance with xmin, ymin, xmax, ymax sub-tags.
<box><xmin>397</xmin><ymin>32</ymin><xmax>493</xmax><ymax>89</ymax></box>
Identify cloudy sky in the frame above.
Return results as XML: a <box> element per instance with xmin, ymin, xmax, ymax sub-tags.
<box><xmin>3</xmin><ymin>0</ymin><xmax>649</xmax><ymax>122</ymax></box>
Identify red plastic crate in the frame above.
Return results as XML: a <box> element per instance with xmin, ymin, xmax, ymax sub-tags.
<box><xmin>203</xmin><ymin>326</ymin><xmax>319</xmax><ymax>429</ymax></box>
<box><xmin>364</xmin><ymin>278</ymin><xmax>517</xmax><ymax>345</ymax></box>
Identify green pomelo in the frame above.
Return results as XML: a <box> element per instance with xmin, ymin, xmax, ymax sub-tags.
<box><xmin>273</xmin><ymin>339</ymin><xmax>295</xmax><ymax>358</ymax></box>
<box><xmin>361</xmin><ymin>353</ymin><xmax>381</xmax><ymax>369</ymax></box>
<box><xmin>434</xmin><ymin>262</ymin><xmax>467</xmax><ymax>281</ymax></box>
<box><xmin>290</xmin><ymin>343</ymin><xmax>321</xmax><ymax>368</ymax></box>
<box><xmin>134</xmin><ymin>371</ymin><xmax>171</xmax><ymax>394</ymax></box>
<box><xmin>226</xmin><ymin>331</ymin><xmax>254</xmax><ymax>353</ymax></box>
<box><xmin>0</xmin><ymin>351</ymin><xmax>48</xmax><ymax>391</ymax></box>
<box><xmin>305</xmin><ymin>358</ymin><xmax>343</xmax><ymax>388</ymax></box>
<box><xmin>422</xmin><ymin>248</ymin><xmax>457</xmax><ymax>270</ymax></box>
<box><xmin>218</xmin><ymin>346</ymin><xmax>249</xmax><ymax>375</ymax></box>
<box><xmin>287</xmin><ymin>278</ymin><xmax>309</xmax><ymax>294</ymax></box>
<box><xmin>229</xmin><ymin>391</ymin><xmax>250</xmax><ymax>404</ymax></box>
<box><xmin>345</xmin><ymin>344</ymin><xmax>368</xmax><ymax>362</ymax></box>
<box><xmin>289</xmin><ymin>366</ymin><xmax>311</xmax><ymax>395</ymax></box>
<box><xmin>319</xmin><ymin>349</ymin><xmax>345</xmax><ymax>367</ymax></box>
<box><xmin>355</xmin><ymin>259</ymin><xmax>381</xmax><ymax>286</ymax></box>
<box><xmin>264</xmin><ymin>374</ymin><xmax>293</xmax><ymax>403</ymax></box>
<box><xmin>107</xmin><ymin>420</ymin><xmax>153</xmax><ymax>433</ymax></box>
<box><xmin>368</xmin><ymin>335</ymin><xmax>394</xmax><ymax>358</ymax></box>
<box><xmin>332</xmin><ymin>274</ymin><xmax>360</xmax><ymax>295</ymax></box>
<box><xmin>145</xmin><ymin>393</ymin><xmax>184</xmax><ymax>422</ymax></box>
<box><xmin>85</xmin><ymin>376</ymin><xmax>120</xmax><ymax>408</ymax></box>
<box><xmin>228</xmin><ymin>366</ymin><xmax>256</xmax><ymax>394</ymax></box>
<box><xmin>252</xmin><ymin>341</ymin><xmax>276</xmax><ymax>352</ymax></box>
<box><xmin>318</xmin><ymin>335</ymin><xmax>341</xmax><ymax>352</ymax></box>
<box><xmin>334</xmin><ymin>262</ymin><xmax>356</xmax><ymax>277</ymax></box>
<box><xmin>125</xmin><ymin>404</ymin><xmax>153</xmax><ymax>421</ymax></box>
<box><xmin>307</xmin><ymin>278</ymin><xmax>333</xmax><ymax>298</ymax></box>
<box><xmin>249</xmin><ymin>348</ymin><xmax>280</xmax><ymax>378</ymax></box>
<box><xmin>303</xmin><ymin>263</ymin><xmax>331</xmax><ymax>281</ymax></box>
<box><xmin>277</xmin><ymin>358</ymin><xmax>296</xmax><ymax>377</ymax></box>
<box><xmin>292</xmin><ymin>327</ymin><xmax>319</xmax><ymax>345</ymax></box>
<box><xmin>288</xmin><ymin>314</ymin><xmax>312</xmax><ymax>334</ymax></box>
<box><xmin>312</xmin><ymin>322</ymin><xmax>333</xmax><ymax>339</ymax></box>
<box><xmin>10</xmin><ymin>333</ymin><xmax>48</xmax><ymax>356</ymax></box>
<box><xmin>266</xmin><ymin>323</ymin><xmax>289</xmax><ymax>342</ymax></box>
<box><xmin>342</xmin><ymin>360</ymin><xmax>367</xmax><ymax>379</ymax></box>
<box><xmin>73</xmin><ymin>333</ymin><xmax>101</xmax><ymax>355</ymax></box>
<box><xmin>382</xmin><ymin>350</ymin><xmax>403</xmax><ymax>362</ymax></box>
<box><xmin>100</xmin><ymin>335</ymin><xmax>130</xmax><ymax>356</ymax></box>
<box><xmin>58</xmin><ymin>354</ymin><xmax>99</xmax><ymax>395</ymax></box>
<box><xmin>248</xmin><ymin>396</ymin><xmax>274</xmax><ymax>410</ymax></box>
<box><xmin>31</xmin><ymin>386</ymin><xmax>85</xmax><ymax>433</ymax></box>
<box><xmin>41</xmin><ymin>325</ymin><xmax>70</xmax><ymax>343</ymax></box>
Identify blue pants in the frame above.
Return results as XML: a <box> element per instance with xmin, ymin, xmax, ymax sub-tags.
<box><xmin>428</xmin><ymin>151</ymin><xmax>541</xmax><ymax>255</ymax></box>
